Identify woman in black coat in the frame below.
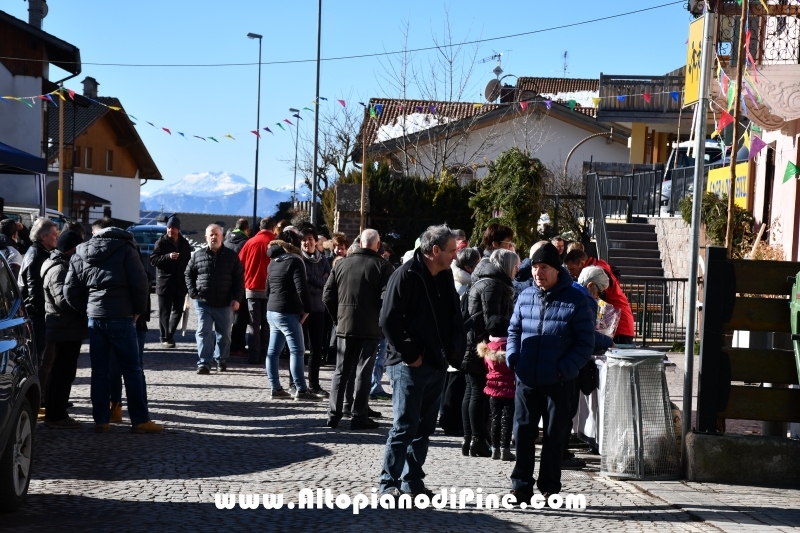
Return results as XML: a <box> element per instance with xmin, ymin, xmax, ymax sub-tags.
<box><xmin>300</xmin><ymin>227</ymin><xmax>331</xmax><ymax>397</ymax></box>
<box><xmin>461</xmin><ymin>248</ymin><xmax>519</xmax><ymax>457</ymax></box>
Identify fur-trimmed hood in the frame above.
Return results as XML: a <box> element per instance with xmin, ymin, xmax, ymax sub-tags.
<box><xmin>267</xmin><ymin>239</ymin><xmax>301</xmax><ymax>257</ymax></box>
<box><xmin>477</xmin><ymin>341</ymin><xmax>506</xmax><ymax>363</ymax></box>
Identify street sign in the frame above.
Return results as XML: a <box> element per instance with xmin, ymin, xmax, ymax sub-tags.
<box><xmin>707</xmin><ymin>163</ymin><xmax>749</xmax><ymax>208</ymax></box>
<box><xmin>684</xmin><ymin>16</ymin><xmax>705</xmax><ymax>107</ymax></box>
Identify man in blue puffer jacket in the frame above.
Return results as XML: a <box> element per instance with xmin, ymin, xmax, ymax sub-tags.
<box><xmin>505</xmin><ymin>242</ymin><xmax>595</xmax><ymax>503</ymax></box>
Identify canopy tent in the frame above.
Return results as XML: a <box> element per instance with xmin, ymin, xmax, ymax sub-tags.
<box><xmin>0</xmin><ymin>141</ymin><xmax>47</xmax><ymax>175</ymax></box>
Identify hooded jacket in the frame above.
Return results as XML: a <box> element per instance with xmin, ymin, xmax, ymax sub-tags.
<box><xmin>265</xmin><ymin>240</ymin><xmax>310</xmax><ymax>314</ymax></box>
<box><xmin>238</xmin><ymin>229</ymin><xmax>276</xmax><ymax>298</ymax></box>
<box><xmin>150</xmin><ymin>233</ymin><xmax>192</xmax><ymax>296</ymax></box>
<box><xmin>64</xmin><ymin>227</ymin><xmax>149</xmax><ymax>318</ymax></box>
<box><xmin>302</xmin><ymin>248</ymin><xmax>331</xmax><ymax>313</ymax></box>
<box><xmin>461</xmin><ymin>259</ymin><xmax>515</xmax><ymax>376</ymax></box>
<box><xmin>18</xmin><ymin>241</ymin><xmax>50</xmax><ymax>317</ymax></box>
<box><xmin>323</xmin><ymin>247</ymin><xmax>393</xmax><ymax>339</ymax></box>
<box><xmin>572</xmin><ymin>282</ymin><xmax>614</xmax><ymax>352</ymax></box>
<box><xmin>0</xmin><ymin>234</ymin><xmax>22</xmax><ymax>277</ymax></box>
<box><xmin>224</xmin><ymin>229</ymin><xmax>249</xmax><ymax>254</ymax></box>
<box><xmin>506</xmin><ymin>266</ymin><xmax>595</xmax><ymax>386</ymax></box>
<box><xmin>380</xmin><ymin>248</ymin><xmax>466</xmax><ymax>371</ymax></box>
<box><xmin>451</xmin><ymin>262</ymin><xmax>472</xmax><ymax>297</ymax></box>
<box><xmin>185</xmin><ymin>244</ymin><xmax>244</xmax><ymax>308</ymax></box>
<box><xmin>478</xmin><ymin>341</ymin><xmax>515</xmax><ymax>398</ymax></box>
<box><xmin>512</xmin><ymin>257</ymin><xmax>533</xmax><ymax>300</ymax></box>
<box><xmin>42</xmin><ymin>250</ymin><xmax>87</xmax><ymax>342</ymax></box>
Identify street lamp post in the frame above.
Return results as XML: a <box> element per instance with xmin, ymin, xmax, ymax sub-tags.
<box><xmin>289</xmin><ymin>107</ymin><xmax>300</xmax><ymax>207</ymax></box>
<box><xmin>310</xmin><ymin>0</ymin><xmax>322</xmax><ymax>225</ymax></box>
<box><xmin>247</xmin><ymin>32</ymin><xmax>263</xmax><ymax>231</ymax></box>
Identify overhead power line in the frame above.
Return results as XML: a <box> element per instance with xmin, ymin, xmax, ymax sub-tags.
<box><xmin>0</xmin><ymin>2</ymin><xmax>684</xmax><ymax>68</ymax></box>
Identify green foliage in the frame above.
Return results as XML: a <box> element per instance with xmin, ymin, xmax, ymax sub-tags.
<box><xmin>468</xmin><ymin>147</ymin><xmax>546</xmax><ymax>252</ymax></box>
<box><xmin>678</xmin><ymin>192</ymin><xmax>754</xmax><ymax>259</ymax></box>
<box><xmin>326</xmin><ymin>161</ymin><xmax>475</xmax><ymax>256</ymax></box>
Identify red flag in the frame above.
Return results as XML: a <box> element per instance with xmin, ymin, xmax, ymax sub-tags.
<box><xmin>519</xmin><ymin>101</ymin><xmax>528</xmax><ymax>112</ymax></box>
<box><xmin>67</xmin><ymin>89</ymin><xmax>75</xmax><ymax>100</ymax></box>
<box><xmin>162</xmin><ymin>127</ymin><xmax>171</xmax><ymax>135</ymax></box>
<box><xmin>283</xmin><ymin>119</ymin><xmax>294</xmax><ymax>126</ymax></box>
<box><xmin>337</xmin><ymin>99</ymin><xmax>346</xmax><ymax>107</ymax></box>
<box><xmin>722</xmin><ymin>74</ymin><xmax>729</xmax><ymax>98</ymax></box>
<box><xmin>642</xmin><ymin>93</ymin><xmax>652</xmax><ymax>103</ymax></box>
<box><xmin>717</xmin><ymin>111</ymin><xmax>734</xmax><ymax>131</ymax></box>
<box><xmin>251</xmin><ymin>130</ymin><xmax>261</xmax><ymax>138</ymax></box>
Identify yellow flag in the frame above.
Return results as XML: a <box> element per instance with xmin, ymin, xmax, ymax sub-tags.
<box><xmin>473</xmin><ymin>103</ymin><xmax>482</xmax><ymax>109</ymax></box>
<box><xmin>224</xmin><ymin>134</ymin><xmax>235</xmax><ymax>140</ymax></box>
<box><xmin>108</xmin><ymin>106</ymin><xmax>122</xmax><ymax>111</ymax></box>
<box><xmin>759</xmin><ymin>0</ymin><xmax>769</xmax><ymax>13</ymax></box>
<box><xmin>52</xmin><ymin>91</ymin><xmax>65</xmax><ymax>101</ymax></box>
<box><xmin>592</xmin><ymin>97</ymin><xmax>600</xmax><ymax>107</ymax></box>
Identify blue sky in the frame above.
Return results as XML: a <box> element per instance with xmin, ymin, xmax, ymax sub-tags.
<box><xmin>5</xmin><ymin>1</ymin><xmax>693</xmax><ymax>194</ymax></box>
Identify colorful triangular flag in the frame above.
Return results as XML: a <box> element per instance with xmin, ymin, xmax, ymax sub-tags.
<box><xmin>108</xmin><ymin>106</ymin><xmax>122</xmax><ymax>111</ymax></box>
<box><xmin>375</xmin><ymin>103</ymin><xmax>384</xmax><ymax>115</ymax></box>
<box><xmin>208</xmin><ymin>136</ymin><xmax>218</xmax><ymax>143</ymax></box>
<box><xmin>292</xmin><ymin>114</ymin><xmax>302</xmax><ymax>119</ymax></box>
<box><xmin>568</xmin><ymin>99</ymin><xmax>576</xmax><ymax>111</ymax></box>
<box><xmin>263</xmin><ymin>127</ymin><xmax>273</xmax><ymax>134</ymax></box>
<box><xmin>717</xmin><ymin>111</ymin><xmax>734</xmax><ymax>131</ymax></box>
<box><xmin>177</xmin><ymin>132</ymin><xmax>186</xmax><ymax>139</ymax></box>
<box><xmin>749</xmin><ymin>136</ymin><xmax>766</xmax><ymax>160</ymax></box>
<box><xmin>224</xmin><ymin>134</ymin><xmax>235</xmax><ymax>140</ymax></box>
<box><xmin>337</xmin><ymin>99</ymin><xmax>346</xmax><ymax>107</ymax></box>
<box><xmin>162</xmin><ymin>127</ymin><xmax>171</xmax><ymax>135</ymax></box>
<box><xmin>751</xmin><ymin>123</ymin><xmax>762</xmax><ymax>133</ymax></box>
<box><xmin>303</xmin><ymin>107</ymin><xmax>313</xmax><ymax>112</ymax></box>
<box><xmin>642</xmin><ymin>93</ymin><xmax>652</xmax><ymax>103</ymax></box>
<box><xmin>276</xmin><ymin>123</ymin><xmax>286</xmax><ymax>131</ymax></box>
<box><xmin>147</xmin><ymin>122</ymin><xmax>156</xmax><ymax>128</ymax></box>
<box><xmin>544</xmin><ymin>100</ymin><xmax>552</xmax><ymax>110</ymax></box>
<box><xmin>284</xmin><ymin>119</ymin><xmax>294</xmax><ymax>126</ymax></box>
<box><xmin>617</xmin><ymin>95</ymin><xmax>626</xmax><ymax>102</ymax></box>
<box><xmin>670</xmin><ymin>91</ymin><xmax>680</xmax><ymax>102</ymax></box>
<box><xmin>319</xmin><ymin>96</ymin><xmax>328</xmax><ymax>101</ymax></box>
<box><xmin>194</xmin><ymin>135</ymin><xmax>206</xmax><ymax>141</ymax></box>
<box><xmin>591</xmin><ymin>97</ymin><xmax>600</xmax><ymax>107</ymax></box>
<box><xmin>784</xmin><ymin>161</ymin><xmax>799</xmax><ymax>183</ymax></box>
<box><xmin>429</xmin><ymin>105</ymin><xmax>437</xmax><ymax>114</ymax></box>
<box><xmin>520</xmin><ymin>101</ymin><xmax>529</xmax><ymax>111</ymax></box>
<box><xmin>251</xmin><ymin>130</ymin><xmax>261</xmax><ymax>138</ymax></box>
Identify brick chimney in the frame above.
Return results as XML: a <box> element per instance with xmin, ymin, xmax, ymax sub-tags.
<box><xmin>28</xmin><ymin>0</ymin><xmax>47</xmax><ymax>29</ymax></box>
<box><xmin>82</xmin><ymin>77</ymin><xmax>99</xmax><ymax>98</ymax></box>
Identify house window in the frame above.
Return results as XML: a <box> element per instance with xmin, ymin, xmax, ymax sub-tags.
<box><xmin>74</xmin><ymin>145</ymin><xmax>81</xmax><ymax>168</ymax></box>
<box><xmin>85</xmin><ymin>147</ymin><xmax>93</xmax><ymax>169</ymax></box>
<box><xmin>106</xmin><ymin>150</ymin><xmax>113</xmax><ymax>172</ymax></box>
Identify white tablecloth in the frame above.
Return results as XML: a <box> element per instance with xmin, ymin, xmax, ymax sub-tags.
<box><xmin>576</xmin><ymin>359</ymin><xmax>606</xmax><ymax>453</ymax></box>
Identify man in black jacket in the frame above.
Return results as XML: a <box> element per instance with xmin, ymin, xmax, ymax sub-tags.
<box><xmin>185</xmin><ymin>224</ymin><xmax>245</xmax><ymax>374</ymax></box>
<box><xmin>64</xmin><ymin>217</ymin><xmax>161</xmax><ymax>433</ymax></box>
<box><xmin>19</xmin><ymin>217</ymin><xmax>58</xmax><ymax>362</ymax></box>
<box><xmin>224</xmin><ymin>218</ymin><xmax>250</xmax><ymax>356</ymax></box>
<box><xmin>150</xmin><ymin>216</ymin><xmax>192</xmax><ymax>347</ymax></box>
<box><xmin>323</xmin><ymin>229</ymin><xmax>393</xmax><ymax>430</ymax></box>
<box><xmin>378</xmin><ymin>225</ymin><xmax>465</xmax><ymax>499</ymax></box>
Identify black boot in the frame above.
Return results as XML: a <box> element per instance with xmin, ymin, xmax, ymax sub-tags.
<box><xmin>461</xmin><ymin>437</ymin><xmax>471</xmax><ymax>456</ymax></box>
<box><xmin>470</xmin><ymin>436</ymin><xmax>492</xmax><ymax>458</ymax></box>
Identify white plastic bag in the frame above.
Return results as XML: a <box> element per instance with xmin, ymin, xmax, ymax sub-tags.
<box><xmin>596</xmin><ymin>299</ymin><xmax>621</xmax><ymax>338</ymax></box>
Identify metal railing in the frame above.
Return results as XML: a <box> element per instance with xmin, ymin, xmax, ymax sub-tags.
<box><xmin>590</xmin><ymin>171</ymin><xmax>664</xmax><ymax>218</ymax></box>
<box><xmin>597</xmin><ymin>74</ymin><xmax>685</xmax><ymax>121</ymax></box>
<box><xmin>586</xmin><ymin>175</ymin><xmax>609</xmax><ymax>262</ymax></box>
<box><xmin>619</xmin><ymin>276</ymin><xmax>688</xmax><ymax>347</ymax></box>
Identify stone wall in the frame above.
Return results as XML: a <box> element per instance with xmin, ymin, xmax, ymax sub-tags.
<box><xmin>333</xmin><ymin>184</ymin><xmax>369</xmax><ymax>239</ymax></box>
<box><xmin>647</xmin><ymin>217</ymin><xmax>691</xmax><ymax>278</ymax></box>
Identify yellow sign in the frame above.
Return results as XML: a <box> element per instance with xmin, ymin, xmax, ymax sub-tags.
<box><xmin>684</xmin><ymin>16</ymin><xmax>705</xmax><ymax>107</ymax></box>
<box><xmin>707</xmin><ymin>163</ymin><xmax>749</xmax><ymax>208</ymax></box>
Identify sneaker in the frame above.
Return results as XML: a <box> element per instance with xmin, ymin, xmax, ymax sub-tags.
<box><xmin>270</xmin><ymin>388</ymin><xmax>292</xmax><ymax>399</ymax></box>
<box><xmin>370</xmin><ymin>393</ymin><xmax>392</xmax><ymax>401</ymax></box>
<box><xmin>132</xmin><ymin>420</ymin><xmax>163</xmax><ymax>434</ymax></box>
<box><xmin>197</xmin><ymin>366</ymin><xmax>210</xmax><ymax>375</ymax></box>
<box><xmin>110</xmin><ymin>401</ymin><xmax>123</xmax><ymax>424</ymax></box>
<box><xmin>561</xmin><ymin>457</ymin><xmax>586</xmax><ymax>470</ymax></box>
<box><xmin>162</xmin><ymin>341</ymin><xmax>175</xmax><ymax>348</ymax></box>
<box><xmin>367</xmin><ymin>407</ymin><xmax>383</xmax><ymax>418</ymax></box>
<box><xmin>342</xmin><ymin>407</ymin><xmax>353</xmax><ymax>418</ymax></box>
<box><xmin>294</xmin><ymin>389</ymin><xmax>320</xmax><ymax>401</ymax></box>
<box><xmin>288</xmin><ymin>384</ymin><xmax>297</xmax><ymax>396</ymax></box>
<box><xmin>309</xmin><ymin>385</ymin><xmax>330</xmax><ymax>398</ymax></box>
<box><xmin>44</xmin><ymin>416</ymin><xmax>81</xmax><ymax>429</ymax></box>
<box><xmin>350</xmin><ymin>418</ymin><xmax>379</xmax><ymax>430</ymax></box>
<box><xmin>216</xmin><ymin>362</ymin><xmax>227</xmax><ymax>372</ymax></box>
<box><xmin>95</xmin><ymin>423</ymin><xmax>110</xmax><ymax>434</ymax></box>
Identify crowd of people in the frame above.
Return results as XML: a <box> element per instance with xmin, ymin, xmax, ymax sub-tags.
<box><xmin>1</xmin><ymin>211</ymin><xmax>636</xmax><ymax>505</ymax></box>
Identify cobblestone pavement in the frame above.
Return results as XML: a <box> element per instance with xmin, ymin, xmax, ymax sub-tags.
<box><xmin>3</xmin><ymin>297</ymin><xmax>799</xmax><ymax>532</ymax></box>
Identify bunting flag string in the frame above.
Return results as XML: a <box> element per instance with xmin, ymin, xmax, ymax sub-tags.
<box><xmin>784</xmin><ymin>161</ymin><xmax>799</xmax><ymax>183</ymax></box>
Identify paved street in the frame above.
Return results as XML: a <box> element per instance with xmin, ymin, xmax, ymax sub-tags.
<box><xmin>4</xmin><ymin>296</ymin><xmax>799</xmax><ymax>532</ymax></box>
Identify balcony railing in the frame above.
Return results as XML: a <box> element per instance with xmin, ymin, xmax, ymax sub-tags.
<box><xmin>596</xmin><ymin>75</ymin><xmax>685</xmax><ymax>122</ymax></box>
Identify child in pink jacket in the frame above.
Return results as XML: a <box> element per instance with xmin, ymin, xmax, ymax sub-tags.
<box><xmin>478</xmin><ymin>336</ymin><xmax>516</xmax><ymax>461</ymax></box>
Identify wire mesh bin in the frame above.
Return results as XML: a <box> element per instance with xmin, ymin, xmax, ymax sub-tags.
<box><xmin>600</xmin><ymin>349</ymin><xmax>680</xmax><ymax>480</ymax></box>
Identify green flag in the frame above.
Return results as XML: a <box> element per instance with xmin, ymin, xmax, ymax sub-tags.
<box><xmin>568</xmin><ymin>99</ymin><xmax>576</xmax><ymax>111</ymax></box>
<box><xmin>784</xmin><ymin>161</ymin><xmax>799</xmax><ymax>183</ymax></box>
<box><xmin>727</xmin><ymin>84</ymin><xmax>736</xmax><ymax>111</ymax></box>
<box><xmin>751</xmin><ymin>123</ymin><xmax>762</xmax><ymax>133</ymax></box>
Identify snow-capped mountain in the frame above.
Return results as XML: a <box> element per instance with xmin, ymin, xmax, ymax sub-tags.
<box><xmin>140</xmin><ymin>171</ymin><xmax>310</xmax><ymax>216</ymax></box>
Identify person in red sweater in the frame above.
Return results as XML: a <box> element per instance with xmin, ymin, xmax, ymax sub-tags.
<box><xmin>564</xmin><ymin>249</ymin><xmax>635</xmax><ymax>344</ymax></box>
<box><xmin>238</xmin><ymin>217</ymin><xmax>277</xmax><ymax>364</ymax></box>
<box><xmin>478</xmin><ymin>336</ymin><xmax>516</xmax><ymax>462</ymax></box>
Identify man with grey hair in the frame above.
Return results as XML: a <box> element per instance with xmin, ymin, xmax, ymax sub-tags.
<box><xmin>378</xmin><ymin>224</ymin><xmax>466</xmax><ymax>500</ymax></box>
<box><xmin>323</xmin><ymin>227</ymin><xmax>393</xmax><ymax>430</ymax></box>
<box><xmin>185</xmin><ymin>224</ymin><xmax>245</xmax><ymax>374</ymax></box>
<box><xmin>19</xmin><ymin>217</ymin><xmax>58</xmax><ymax>362</ymax></box>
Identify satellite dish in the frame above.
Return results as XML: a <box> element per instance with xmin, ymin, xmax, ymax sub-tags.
<box><xmin>485</xmin><ymin>79</ymin><xmax>501</xmax><ymax>102</ymax></box>
<box><xmin>41</xmin><ymin>1</ymin><xmax>48</xmax><ymax>18</ymax></box>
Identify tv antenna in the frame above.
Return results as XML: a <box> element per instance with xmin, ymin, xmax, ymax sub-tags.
<box><xmin>562</xmin><ymin>51</ymin><xmax>569</xmax><ymax>77</ymax></box>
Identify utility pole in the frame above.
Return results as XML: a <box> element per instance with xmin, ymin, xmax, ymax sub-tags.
<box><xmin>360</xmin><ymin>106</ymin><xmax>367</xmax><ymax>234</ymax></box>
<box><xmin>682</xmin><ymin>10</ymin><xmax>717</xmax><ymax>475</ymax></box>
<box><xmin>58</xmin><ymin>87</ymin><xmax>64</xmax><ymax>213</ymax></box>
<box><xmin>310</xmin><ymin>0</ymin><xmax>322</xmax><ymax>225</ymax></box>
<box><xmin>724</xmin><ymin>0</ymin><xmax>748</xmax><ymax>255</ymax></box>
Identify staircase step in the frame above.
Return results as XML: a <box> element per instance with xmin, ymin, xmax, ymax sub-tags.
<box><xmin>608</xmin><ymin>231</ymin><xmax>657</xmax><ymax>242</ymax></box>
<box><xmin>605</xmin><ymin>222</ymin><xmax>656</xmax><ymax>233</ymax></box>
<box><xmin>609</xmin><ymin>248</ymin><xmax>661</xmax><ymax>259</ymax></box>
<box><xmin>609</xmin><ymin>240</ymin><xmax>659</xmax><ymax>251</ymax></box>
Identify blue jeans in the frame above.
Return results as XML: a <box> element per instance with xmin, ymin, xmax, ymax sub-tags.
<box><xmin>510</xmin><ymin>380</ymin><xmax>571</xmax><ymax>495</ymax></box>
<box><xmin>111</xmin><ymin>329</ymin><xmax>148</xmax><ymax>405</ymax></box>
<box><xmin>370</xmin><ymin>338</ymin><xmax>388</xmax><ymax>396</ymax></box>
<box><xmin>194</xmin><ymin>300</ymin><xmax>234</xmax><ymax>369</ymax></box>
<box><xmin>379</xmin><ymin>360</ymin><xmax>446</xmax><ymax>494</ymax></box>
<box><xmin>266</xmin><ymin>311</ymin><xmax>307</xmax><ymax>391</ymax></box>
<box><xmin>88</xmin><ymin>317</ymin><xmax>149</xmax><ymax>425</ymax></box>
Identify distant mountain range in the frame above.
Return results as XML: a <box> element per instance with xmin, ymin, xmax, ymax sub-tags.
<box><xmin>140</xmin><ymin>171</ymin><xmax>308</xmax><ymax>215</ymax></box>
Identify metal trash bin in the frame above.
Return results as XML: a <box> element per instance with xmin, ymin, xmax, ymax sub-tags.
<box><xmin>600</xmin><ymin>349</ymin><xmax>679</xmax><ymax>479</ymax></box>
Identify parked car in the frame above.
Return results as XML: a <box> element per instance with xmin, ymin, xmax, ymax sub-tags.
<box><xmin>127</xmin><ymin>225</ymin><xmax>167</xmax><ymax>287</ymax></box>
<box><xmin>661</xmin><ymin>140</ymin><xmax>724</xmax><ymax>211</ymax></box>
<box><xmin>0</xmin><ymin>253</ymin><xmax>39</xmax><ymax>512</ymax></box>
